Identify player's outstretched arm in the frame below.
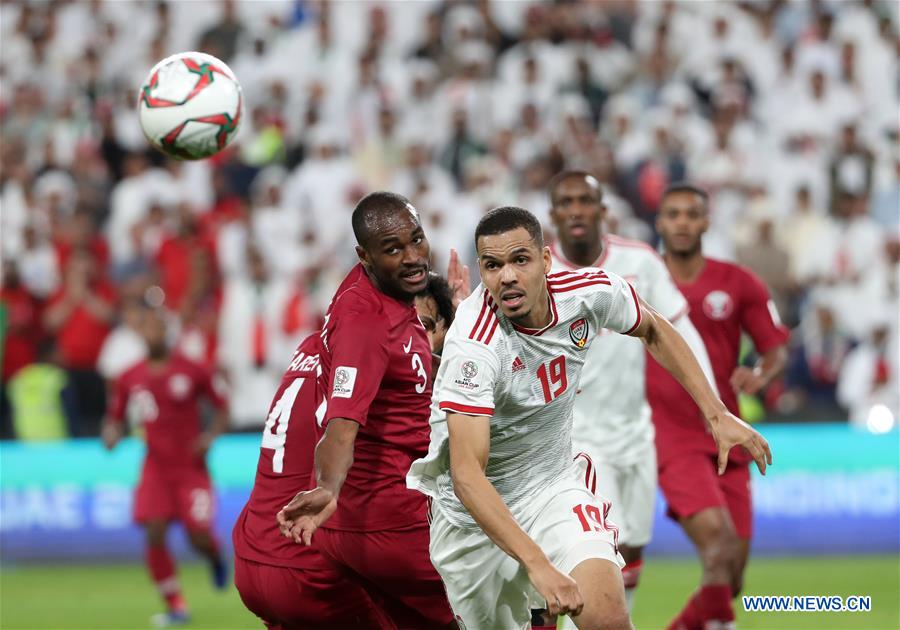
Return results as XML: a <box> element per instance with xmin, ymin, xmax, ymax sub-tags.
<box><xmin>629</xmin><ymin>299</ymin><xmax>772</xmax><ymax>476</ymax></box>
<box><xmin>277</xmin><ymin>418</ymin><xmax>358</xmax><ymax>544</ymax></box>
<box><xmin>447</xmin><ymin>412</ymin><xmax>584</xmax><ymax>618</ymax></box>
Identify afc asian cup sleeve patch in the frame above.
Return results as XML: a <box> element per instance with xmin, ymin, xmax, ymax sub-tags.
<box><xmin>332</xmin><ymin>366</ymin><xmax>358</xmax><ymax>399</ymax></box>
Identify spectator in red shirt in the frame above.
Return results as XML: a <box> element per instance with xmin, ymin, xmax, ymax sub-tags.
<box><xmin>43</xmin><ymin>249</ymin><xmax>116</xmax><ymax>436</ymax></box>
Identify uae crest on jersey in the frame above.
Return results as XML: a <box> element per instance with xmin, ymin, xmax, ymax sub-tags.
<box><xmin>569</xmin><ymin>318</ymin><xmax>589</xmax><ymax>349</ymax></box>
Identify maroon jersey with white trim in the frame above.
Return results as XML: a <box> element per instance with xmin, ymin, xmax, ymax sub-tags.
<box><xmin>408</xmin><ymin>269</ymin><xmax>641</xmax><ymax>528</ymax></box>
<box><xmin>647</xmin><ymin>258</ymin><xmax>789</xmax><ymax>464</ymax></box>
<box><xmin>317</xmin><ymin>265</ymin><xmax>432</xmax><ymax>531</ymax></box>
<box><xmin>110</xmin><ymin>355</ymin><xmax>226</xmax><ymax>469</ymax></box>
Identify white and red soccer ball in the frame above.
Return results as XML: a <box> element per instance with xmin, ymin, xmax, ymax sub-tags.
<box><xmin>138</xmin><ymin>51</ymin><xmax>242</xmax><ymax>160</ymax></box>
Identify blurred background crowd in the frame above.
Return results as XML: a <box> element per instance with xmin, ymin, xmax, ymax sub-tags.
<box><xmin>1</xmin><ymin>0</ymin><xmax>898</xmax><ymax>439</ymax></box>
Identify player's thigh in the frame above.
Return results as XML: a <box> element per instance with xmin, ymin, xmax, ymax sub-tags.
<box><xmin>618</xmin><ymin>448</ymin><xmax>657</xmax><ymax>549</ymax></box>
<box><xmin>317</xmin><ymin>525</ymin><xmax>454</xmax><ymax>628</ymax></box>
<box><xmin>234</xmin><ymin>555</ymin><xmax>392</xmax><ymax>630</ymax></box>
<box><xmin>133</xmin><ymin>464</ymin><xmax>177</xmax><ymax>525</ymax></box>
<box><xmin>658</xmin><ymin>452</ymin><xmax>726</xmax><ymax>524</ymax></box>
<box><xmin>534</xmin><ymin>482</ymin><xmax>624</xmax><ymax>578</ymax></box>
<box><xmin>569</xmin><ymin>558</ymin><xmax>631</xmax><ymax>630</ymax></box>
<box><xmin>429</xmin><ymin>508</ymin><xmax>532</xmax><ymax>630</ymax></box>
<box><xmin>174</xmin><ymin>470</ymin><xmax>215</xmax><ymax>531</ymax></box>
<box><xmin>719</xmin><ymin>463</ymin><xmax>753</xmax><ymax>540</ymax></box>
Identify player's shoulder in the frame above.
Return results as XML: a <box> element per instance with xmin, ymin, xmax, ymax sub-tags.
<box><xmin>705</xmin><ymin>257</ymin><xmax>764</xmax><ymax>287</ymax></box>
<box><xmin>547</xmin><ymin>267</ymin><xmax>617</xmax><ymax>298</ymax></box>
<box><xmin>606</xmin><ymin>234</ymin><xmax>659</xmax><ymax>259</ymax></box>
<box><xmin>451</xmin><ymin>285</ymin><xmax>502</xmax><ymax>348</ymax></box>
<box><xmin>118</xmin><ymin>360</ymin><xmax>147</xmax><ymax>383</ymax></box>
<box><xmin>331</xmin><ymin>278</ymin><xmax>385</xmax><ymax>319</ymax></box>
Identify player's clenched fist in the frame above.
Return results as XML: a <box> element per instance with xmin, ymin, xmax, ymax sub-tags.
<box><xmin>527</xmin><ymin>560</ymin><xmax>584</xmax><ymax>617</ymax></box>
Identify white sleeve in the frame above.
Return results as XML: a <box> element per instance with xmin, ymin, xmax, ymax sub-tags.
<box><xmin>674</xmin><ymin>315</ymin><xmax>720</xmax><ymax>396</ymax></box>
<box><xmin>645</xmin><ymin>254</ymin><xmax>689</xmax><ymax>321</ymax></box>
<box><xmin>591</xmin><ymin>270</ymin><xmax>642</xmax><ymax>335</ymax></box>
<box><xmin>436</xmin><ymin>335</ymin><xmax>500</xmax><ymax>417</ymax></box>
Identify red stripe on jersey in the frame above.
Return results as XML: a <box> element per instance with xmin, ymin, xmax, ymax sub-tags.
<box><xmin>469</xmin><ymin>291</ymin><xmax>489</xmax><ymax>339</ymax></box>
<box><xmin>548</xmin><ymin>279</ymin><xmax>612</xmax><ymax>293</ymax></box>
<box><xmin>484</xmin><ymin>316</ymin><xmax>500</xmax><ymax>345</ymax></box>
<box><xmin>440</xmin><ymin>401</ymin><xmax>494</xmax><ymax>417</ymax></box>
<box><xmin>624</xmin><ymin>282</ymin><xmax>642</xmax><ymax>334</ymax></box>
<box><xmin>475</xmin><ymin>299</ymin><xmax>498</xmax><ymax>343</ymax></box>
<box><xmin>548</xmin><ymin>270</ymin><xmax>608</xmax><ymax>283</ymax></box>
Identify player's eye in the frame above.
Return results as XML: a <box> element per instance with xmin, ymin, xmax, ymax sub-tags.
<box><xmin>412</xmin><ymin>236</ymin><xmax>423</xmax><ymax>245</ymax></box>
<box><xmin>386</xmin><ymin>247</ymin><xmax>400</xmax><ymax>255</ymax></box>
<box><xmin>516</xmin><ymin>256</ymin><xmax>528</xmax><ymax>264</ymax></box>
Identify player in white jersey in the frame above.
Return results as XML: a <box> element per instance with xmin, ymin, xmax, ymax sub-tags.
<box><xmin>407</xmin><ymin>207</ymin><xmax>772</xmax><ymax>630</ymax></box>
<box><xmin>547</xmin><ymin>171</ymin><xmax>717</xmax><ymax>612</ymax></box>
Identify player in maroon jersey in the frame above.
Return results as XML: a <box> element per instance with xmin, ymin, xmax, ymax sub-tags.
<box><xmin>238</xmin><ymin>191</ymin><xmax>453</xmax><ymax>628</ymax></box>
<box><xmin>648</xmin><ymin>183</ymin><xmax>789</xmax><ymax>630</ymax></box>
<box><xmin>232</xmin><ymin>268</ymin><xmax>456</xmax><ymax>629</ymax></box>
<box><xmin>102</xmin><ymin>307</ymin><xmax>229</xmax><ymax>628</ymax></box>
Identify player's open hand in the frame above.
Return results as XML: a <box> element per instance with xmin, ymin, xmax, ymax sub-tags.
<box><xmin>527</xmin><ymin>560</ymin><xmax>584</xmax><ymax>618</ymax></box>
<box><xmin>447</xmin><ymin>248</ymin><xmax>471</xmax><ymax>308</ymax></box>
<box><xmin>730</xmin><ymin>366</ymin><xmax>766</xmax><ymax>395</ymax></box>
<box><xmin>709</xmin><ymin>412</ymin><xmax>773</xmax><ymax>476</ymax></box>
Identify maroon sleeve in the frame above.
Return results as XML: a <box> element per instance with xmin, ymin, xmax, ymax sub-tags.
<box><xmin>739</xmin><ymin>268</ymin><xmax>790</xmax><ymax>354</ymax></box>
<box><xmin>323</xmin><ymin>299</ymin><xmax>390</xmax><ymax>427</ymax></box>
<box><xmin>198</xmin><ymin>365</ymin><xmax>228</xmax><ymax>411</ymax></box>
<box><xmin>108</xmin><ymin>373</ymin><xmax>129</xmax><ymax>424</ymax></box>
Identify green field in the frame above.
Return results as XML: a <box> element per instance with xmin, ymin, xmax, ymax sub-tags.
<box><xmin>1</xmin><ymin>556</ymin><xmax>898</xmax><ymax>629</ymax></box>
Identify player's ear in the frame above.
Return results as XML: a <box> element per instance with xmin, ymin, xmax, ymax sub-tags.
<box><xmin>355</xmin><ymin>245</ymin><xmax>370</xmax><ymax>270</ymax></box>
<box><xmin>542</xmin><ymin>245</ymin><xmax>551</xmax><ymax>274</ymax></box>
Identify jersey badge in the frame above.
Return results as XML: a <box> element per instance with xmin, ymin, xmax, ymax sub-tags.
<box><xmin>569</xmin><ymin>318</ymin><xmax>589</xmax><ymax>349</ymax></box>
<box><xmin>332</xmin><ymin>366</ymin><xmax>358</xmax><ymax>398</ymax></box>
<box><xmin>511</xmin><ymin>356</ymin><xmax>526</xmax><ymax>373</ymax></box>
<box><xmin>702</xmin><ymin>290</ymin><xmax>734</xmax><ymax>321</ymax></box>
<box><xmin>168</xmin><ymin>373</ymin><xmax>191</xmax><ymax>399</ymax></box>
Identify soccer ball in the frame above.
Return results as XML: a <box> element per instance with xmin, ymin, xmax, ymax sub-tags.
<box><xmin>138</xmin><ymin>51</ymin><xmax>243</xmax><ymax>160</ymax></box>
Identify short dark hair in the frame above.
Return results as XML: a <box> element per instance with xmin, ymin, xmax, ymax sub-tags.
<box><xmin>662</xmin><ymin>182</ymin><xmax>709</xmax><ymax>205</ymax></box>
<box><xmin>419</xmin><ymin>272</ymin><xmax>455</xmax><ymax>327</ymax></box>
<box><xmin>547</xmin><ymin>170</ymin><xmax>602</xmax><ymax>206</ymax></box>
<box><xmin>351</xmin><ymin>191</ymin><xmax>418</xmax><ymax>248</ymax></box>
<box><xmin>474</xmin><ymin>206</ymin><xmax>543</xmax><ymax>250</ymax></box>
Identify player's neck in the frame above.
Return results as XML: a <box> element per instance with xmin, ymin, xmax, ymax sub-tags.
<box><xmin>147</xmin><ymin>355</ymin><xmax>170</xmax><ymax>371</ymax></box>
<box><xmin>516</xmin><ymin>290</ymin><xmax>552</xmax><ymax>329</ymax></box>
<box><xmin>560</xmin><ymin>238</ymin><xmax>603</xmax><ymax>268</ymax></box>
<box><xmin>664</xmin><ymin>251</ymin><xmax>705</xmax><ymax>284</ymax></box>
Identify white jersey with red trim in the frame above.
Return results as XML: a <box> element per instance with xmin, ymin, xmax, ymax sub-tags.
<box><xmin>407</xmin><ymin>268</ymin><xmax>641</xmax><ymax>529</ymax></box>
<box><xmin>549</xmin><ymin>235</ymin><xmax>688</xmax><ymax>465</ymax></box>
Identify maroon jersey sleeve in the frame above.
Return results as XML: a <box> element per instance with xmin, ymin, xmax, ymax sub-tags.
<box><xmin>108</xmin><ymin>372</ymin><xmax>130</xmax><ymax>424</ymax></box>
<box><xmin>197</xmin><ymin>366</ymin><xmax>228</xmax><ymax>411</ymax></box>
<box><xmin>739</xmin><ymin>268</ymin><xmax>790</xmax><ymax>354</ymax></box>
<box><xmin>323</xmin><ymin>297</ymin><xmax>390</xmax><ymax>426</ymax></box>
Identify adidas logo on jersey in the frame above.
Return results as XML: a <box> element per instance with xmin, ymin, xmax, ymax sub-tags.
<box><xmin>511</xmin><ymin>356</ymin><xmax>525</xmax><ymax>373</ymax></box>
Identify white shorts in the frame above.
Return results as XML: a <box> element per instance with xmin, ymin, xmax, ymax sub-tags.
<box><xmin>591</xmin><ymin>443</ymin><xmax>657</xmax><ymax>548</ymax></box>
<box><xmin>429</xmin><ymin>468</ymin><xmax>623</xmax><ymax>630</ymax></box>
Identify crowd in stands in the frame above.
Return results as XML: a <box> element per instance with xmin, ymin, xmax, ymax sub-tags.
<box><xmin>1</xmin><ymin>0</ymin><xmax>898</xmax><ymax>438</ymax></box>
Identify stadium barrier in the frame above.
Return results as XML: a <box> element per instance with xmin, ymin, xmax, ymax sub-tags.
<box><xmin>1</xmin><ymin>424</ymin><xmax>897</xmax><ymax>563</ymax></box>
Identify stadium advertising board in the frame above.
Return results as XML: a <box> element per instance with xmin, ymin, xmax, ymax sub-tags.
<box><xmin>1</xmin><ymin>424</ymin><xmax>897</xmax><ymax>562</ymax></box>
